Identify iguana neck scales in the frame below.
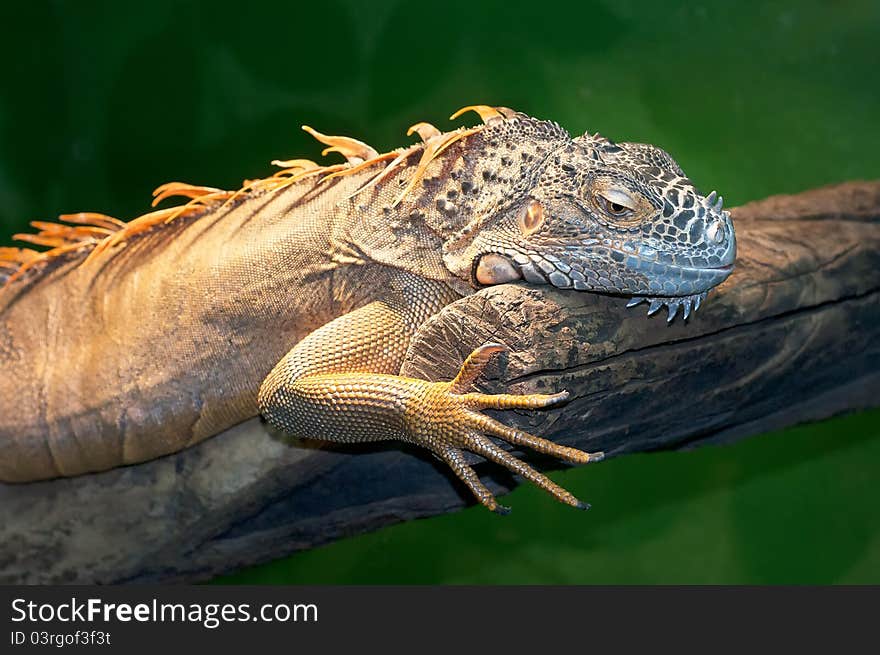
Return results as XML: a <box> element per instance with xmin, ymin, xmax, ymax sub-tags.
<box><xmin>0</xmin><ymin>105</ymin><xmax>735</xmax><ymax>512</ymax></box>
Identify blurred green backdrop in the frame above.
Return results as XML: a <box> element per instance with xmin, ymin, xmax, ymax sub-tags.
<box><xmin>1</xmin><ymin>0</ymin><xmax>877</xmax><ymax>583</ymax></box>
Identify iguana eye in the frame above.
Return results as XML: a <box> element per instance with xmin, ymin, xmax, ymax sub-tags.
<box><xmin>595</xmin><ymin>189</ymin><xmax>636</xmax><ymax>218</ymax></box>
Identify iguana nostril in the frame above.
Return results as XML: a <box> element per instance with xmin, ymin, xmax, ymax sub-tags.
<box><xmin>707</xmin><ymin>220</ymin><xmax>725</xmax><ymax>244</ymax></box>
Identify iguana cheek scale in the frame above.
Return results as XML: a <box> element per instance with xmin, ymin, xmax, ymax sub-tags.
<box><xmin>0</xmin><ymin>105</ymin><xmax>735</xmax><ymax>512</ymax></box>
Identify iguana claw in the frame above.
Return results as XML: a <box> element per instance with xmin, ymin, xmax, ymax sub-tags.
<box><xmin>420</xmin><ymin>343</ymin><xmax>603</xmax><ymax>513</ymax></box>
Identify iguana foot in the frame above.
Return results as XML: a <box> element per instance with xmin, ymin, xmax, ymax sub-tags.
<box><xmin>412</xmin><ymin>343</ymin><xmax>604</xmax><ymax>514</ymax></box>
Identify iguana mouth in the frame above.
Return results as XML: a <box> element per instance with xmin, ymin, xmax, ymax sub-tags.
<box><xmin>625</xmin><ymin>292</ymin><xmax>709</xmax><ymax>323</ymax></box>
<box><xmin>473</xmin><ymin>252</ymin><xmax>723</xmax><ymax>322</ymax></box>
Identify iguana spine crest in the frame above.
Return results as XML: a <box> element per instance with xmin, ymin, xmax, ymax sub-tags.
<box><xmin>0</xmin><ymin>104</ymin><xmax>505</xmax><ymax>293</ymax></box>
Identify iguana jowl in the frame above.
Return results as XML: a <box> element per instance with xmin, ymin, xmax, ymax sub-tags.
<box><xmin>0</xmin><ymin>105</ymin><xmax>735</xmax><ymax>513</ymax></box>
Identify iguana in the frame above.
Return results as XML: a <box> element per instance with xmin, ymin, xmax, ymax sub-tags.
<box><xmin>0</xmin><ymin>105</ymin><xmax>735</xmax><ymax>513</ymax></box>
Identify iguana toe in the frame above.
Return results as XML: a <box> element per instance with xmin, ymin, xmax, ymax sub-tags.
<box><xmin>412</xmin><ymin>343</ymin><xmax>602</xmax><ymax>512</ymax></box>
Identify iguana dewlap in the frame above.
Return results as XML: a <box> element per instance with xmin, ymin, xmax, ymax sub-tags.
<box><xmin>0</xmin><ymin>106</ymin><xmax>735</xmax><ymax>512</ymax></box>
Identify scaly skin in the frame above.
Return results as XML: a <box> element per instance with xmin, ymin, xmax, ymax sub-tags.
<box><xmin>0</xmin><ymin>105</ymin><xmax>735</xmax><ymax>511</ymax></box>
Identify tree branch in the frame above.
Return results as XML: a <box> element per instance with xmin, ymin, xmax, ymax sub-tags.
<box><xmin>1</xmin><ymin>181</ymin><xmax>878</xmax><ymax>584</ymax></box>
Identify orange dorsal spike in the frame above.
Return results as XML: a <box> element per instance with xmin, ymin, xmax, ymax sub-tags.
<box><xmin>391</xmin><ymin>127</ymin><xmax>480</xmax><ymax>207</ymax></box>
<box><xmin>450</xmin><ymin>105</ymin><xmax>508</xmax><ymax>124</ymax></box>
<box><xmin>1</xmin><ymin>241</ymin><xmax>95</xmax><ymax>289</ymax></box>
<box><xmin>407</xmin><ymin>122</ymin><xmax>442</xmax><ymax>143</ymax></box>
<box><xmin>26</xmin><ymin>222</ymin><xmax>114</xmax><ymax>242</ymax></box>
<box><xmin>302</xmin><ymin>126</ymin><xmax>379</xmax><ymax>164</ymax></box>
<box><xmin>58</xmin><ymin>212</ymin><xmax>126</xmax><ymax>231</ymax></box>
<box><xmin>3</xmin><ymin>104</ymin><xmax>521</xmax><ymax>292</ymax></box>
<box><xmin>270</xmin><ymin>158</ymin><xmax>319</xmax><ymax>170</ymax></box>
<box><xmin>12</xmin><ymin>234</ymin><xmax>72</xmax><ymax>248</ymax></box>
<box><xmin>14</xmin><ymin>221</ymin><xmax>111</xmax><ymax>247</ymax></box>
<box><xmin>344</xmin><ymin>149</ymin><xmax>414</xmax><ymax>201</ymax></box>
<box><xmin>0</xmin><ymin>247</ymin><xmax>40</xmax><ymax>265</ymax></box>
<box><xmin>151</xmin><ymin>182</ymin><xmax>229</xmax><ymax>207</ymax></box>
<box><xmin>84</xmin><ymin>206</ymin><xmax>192</xmax><ymax>262</ymax></box>
<box><xmin>319</xmin><ymin>150</ymin><xmax>401</xmax><ymax>184</ymax></box>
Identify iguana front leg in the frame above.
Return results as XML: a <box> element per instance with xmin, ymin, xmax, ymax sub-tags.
<box><xmin>257</xmin><ymin>274</ymin><xmax>603</xmax><ymax>513</ymax></box>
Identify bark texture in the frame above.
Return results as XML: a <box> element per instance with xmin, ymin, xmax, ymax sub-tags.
<box><xmin>1</xmin><ymin>181</ymin><xmax>878</xmax><ymax>584</ymax></box>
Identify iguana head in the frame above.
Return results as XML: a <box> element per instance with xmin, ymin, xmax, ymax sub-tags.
<box><xmin>445</xmin><ymin>114</ymin><xmax>736</xmax><ymax>322</ymax></box>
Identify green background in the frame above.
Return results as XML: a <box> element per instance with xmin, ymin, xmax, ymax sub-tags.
<box><xmin>1</xmin><ymin>1</ymin><xmax>877</xmax><ymax>583</ymax></box>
